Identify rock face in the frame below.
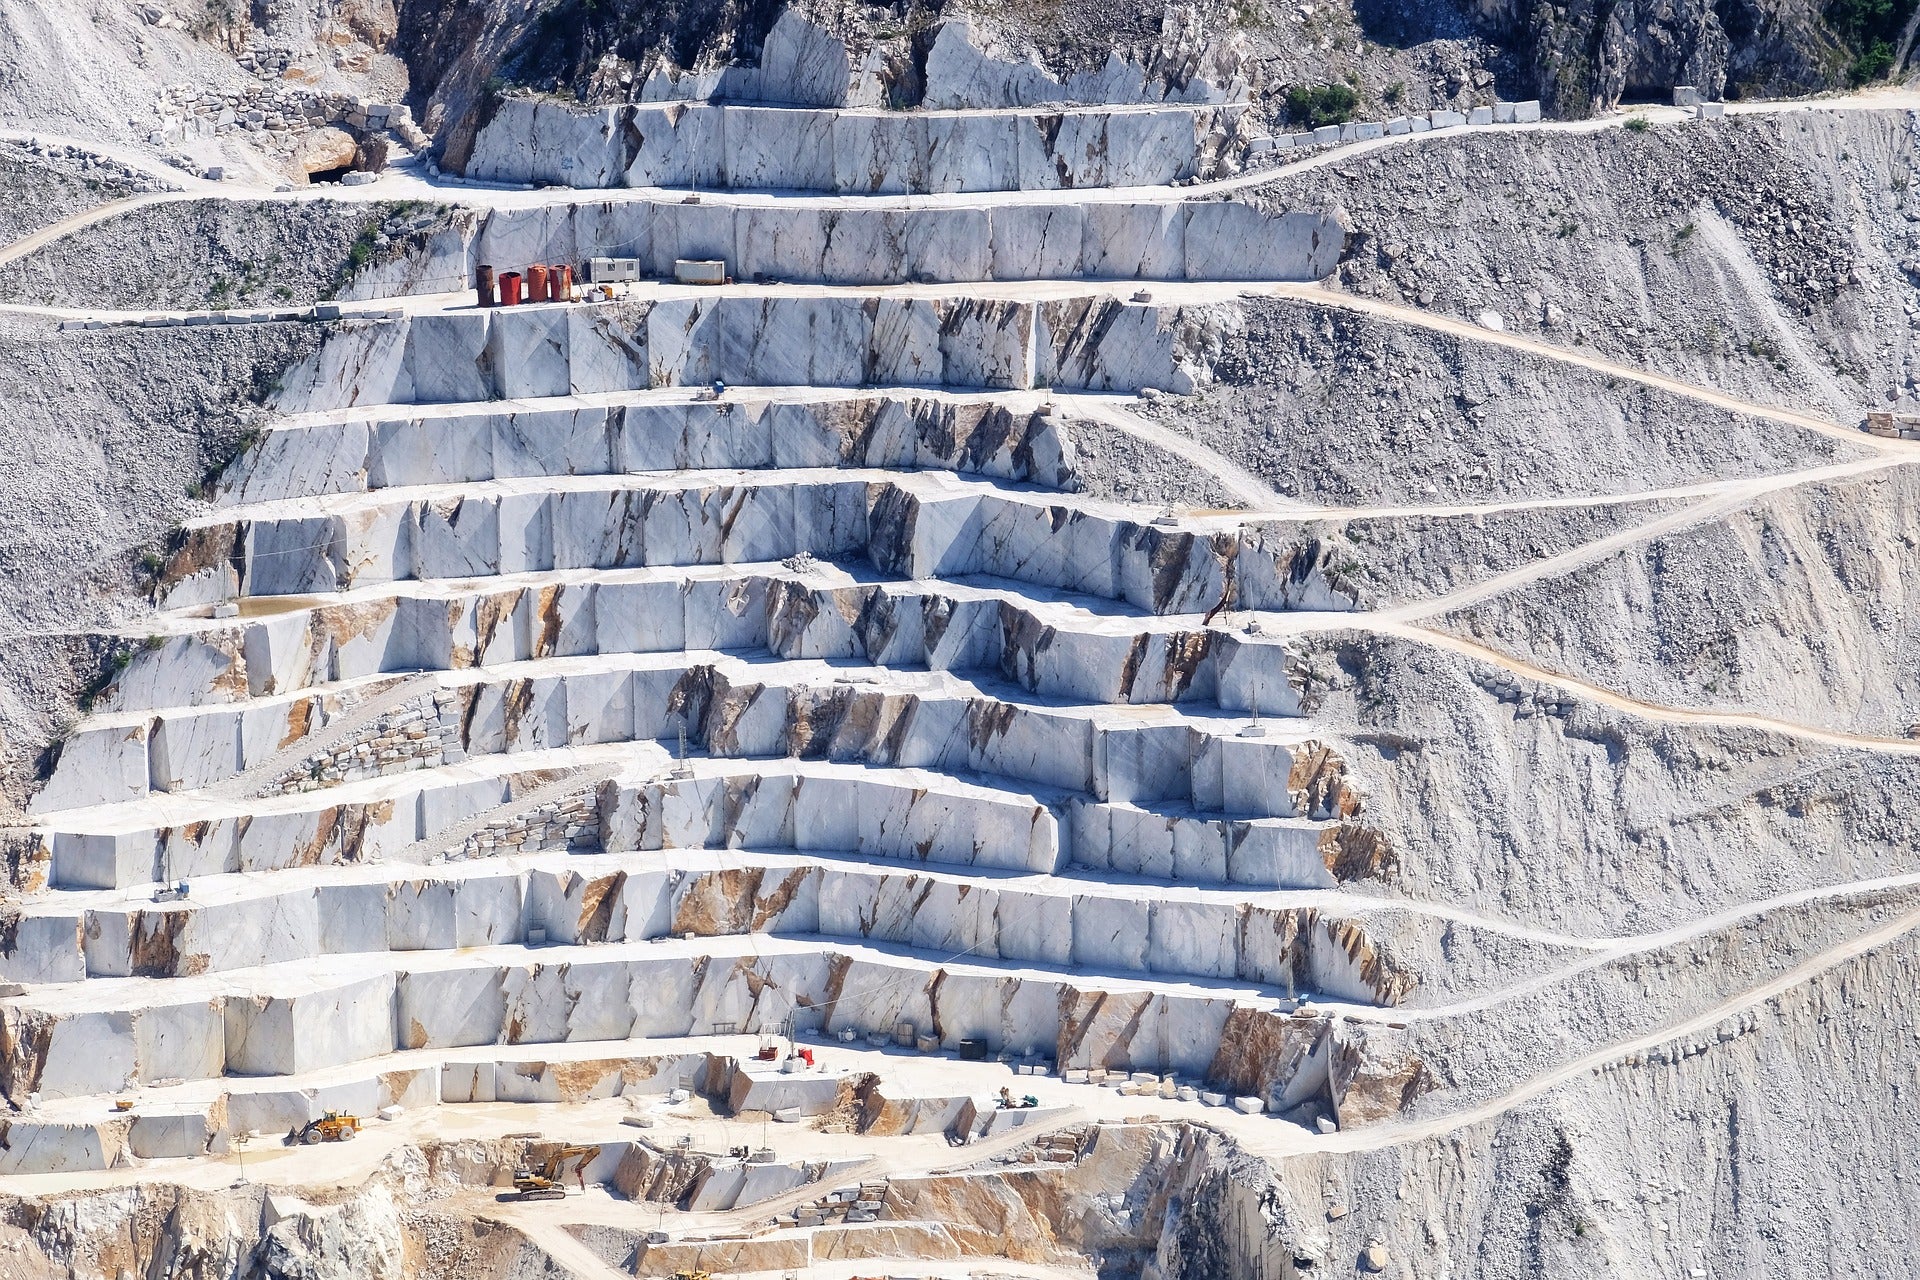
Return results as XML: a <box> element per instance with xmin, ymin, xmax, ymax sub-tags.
<box><xmin>1474</xmin><ymin>0</ymin><xmax>1871</xmax><ymax>114</ymax></box>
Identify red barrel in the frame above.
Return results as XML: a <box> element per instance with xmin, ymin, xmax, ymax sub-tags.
<box><xmin>475</xmin><ymin>264</ymin><xmax>495</xmax><ymax>308</ymax></box>
<box><xmin>499</xmin><ymin>271</ymin><xmax>522</xmax><ymax>306</ymax></box>
<box><xmin>526</xmin><ymin>264</ymin><xmax>549</xmax><ymax>302</ymax></box>
<box><xmin>553</xmin><ymin>264</ymin><xmax>573</xmax><ymax>302</ymax></box>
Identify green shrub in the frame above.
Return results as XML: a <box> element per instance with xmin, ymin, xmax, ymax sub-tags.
<box><xmin>1827</xmin><ymin>0</ymin><xmax>1916</xmax><ymax>82</ymax></box>
<box><xmin>1286</xmin><ymin>83</ymin><xmax>1360</xmax><ymax>128</ymax></box>
<box><xmin>1624</xmin><ymin>115</ymin><xmax>1650</xmax><ymax>133</ymax></box>
<box><xmin>1850</xmin><ymin>39</ymin><xmax>1897</xmax><ymax>84</ymax></box>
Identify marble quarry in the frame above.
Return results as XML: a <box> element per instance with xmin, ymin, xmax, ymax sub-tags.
<box><xmin>3</xmin><ymin>33</ymin><xmax>1421</xmax><ymax>1182</ymax></box>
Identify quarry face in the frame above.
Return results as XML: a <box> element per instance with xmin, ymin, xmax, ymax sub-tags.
<box><xmin>3</xmin><ymin>1</ymin><xmax>1920</xmax><ymax>1277</ymax></box>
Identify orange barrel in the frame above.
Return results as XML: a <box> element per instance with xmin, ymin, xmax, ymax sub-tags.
<box><xmin>553</xmin><ymin>264</ymin><xmax>573</xmax><ymax>302</ymax></box>
<box><xmin>526</xmin><ymin>264</ymin><xmax>549</xmax><ymax>301</ymax></box>
<box><xmin>499</xmin><ymin>271</ymin><xmax>522</xmax><ymax>306</ymax></box>
<box><xmin>475</xmin><ymin>264</ymin><xmax>495</xmax><ymax>308</ymax></box>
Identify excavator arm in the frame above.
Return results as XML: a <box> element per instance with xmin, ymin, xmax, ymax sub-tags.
<box><xmin>512</xmin><ymin>1143</ymin><xmax>602</xmax><ymax>1199</ymax></box>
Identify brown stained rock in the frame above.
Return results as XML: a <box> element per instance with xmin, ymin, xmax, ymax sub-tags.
<box><xmin>291</xmin><ymin>806</ymin><xmax>341</xmax><ymax>867</ymax></box>
<box><xmin>318</xmin><ymin>598</ymin><xmax>400</xmax><ymax>661</ymax></box>
<box><xmin>0</xmin><ymin>1011</ymin><xmax>56</xmax><ymax>1100</ymax></box>
<box><xmin>856</xmin><ymin>1074</ymin><xmax>916</xmax><ymax>1136</ymax></box>
<box><xmin>764</xmin><ymin>577</ymin><xmax>824</xmax><ymax>654</ymax></box>
<box><xmin>159</xmin><ymin>523</ymin><xmax>240</xmax><ymax>593</ymax></box>
<box><xmin>470</xmin><ymin>588</ymin><xmax>521</xmax><ymax>665</ymax></box>
<box><xmin>275</xmin><ymin>695</ymin><xmax>315</xmax><ymax>753</ymax></box>
<box><xmin>1320</xmin><ymin>917</ymin><xmax>1418</xmax><ymax>1006</ymax></box>
<box><xmin>997</xmin><ymin>603</ymin><xmax>1058</xmax><ymax>693</ymax></box>
<box><xmin>295</xmin><ymin>126</ymin><xmax>358</xmax><ymax>178</ymax></box>
<box><xmin>338</xmin><ymin>800</ymin><xmax>389</xmax><ymax>863</ymax></box>
<box><xmin>613</xmin><ymin>1139</ymin><xmax>708</xmax><ymax>1203</ymax></box>
<box><xmin>545</xmin><ymin>1057</ymin><xmax>623</xmax><ymax>1102</ymax></box>
<box><xmin>1289</xmin><ymin>741</ymin><xmax>1362</xmax><ymax>820</ymax></box>
<box><xmin>379</xmin><ymin>1069</ymin><xmax>419</xmax><ymax>1104</ymax></box>
<box><xmin>1156</xmin><ymin>629</ymin><xmax>1214</xmax><ymax>701</ymax></box>
<box><xmin>129</xmin><ymin>910</ymin><xmax>192</xmax><ymax>977</ymax></box>
<box><xmin>497</xmin><ymin>678</ymin><xmax>534</xmax><ymax>745</ymax></box>
<box><xmin>574</xmin><ymin>870</ymin><xmax>627</xmax><ymax>943</ymax></box>
<box><xmin>812</xmin><ymin>1070</ymin><xmax>879</xmax><ymax>1133</ymax></box>
<box><xmin>531</xmin><ymin>584</ymin><xmax>564</xmax><ymax>659</ymax></box>
<box><xmin>807</xmin><ymin>952</ymin><xmax>855</xmax><ymax>1028</ymax></box>
<box><xmin>784</xmin><ymin>684</ymin><xmax>921</xmax><ymax>762</ymax></box>
<box><xmin>1330</xmin><ymin>1033</ymin><xmax>1430</xmax><ymax>1127</ymax></box>
<box><xmin>1319</xmin><ymin>822</ymin><xmax>1397</xmax><ymax>882</ymax></box>
<box><xmin>751</xmin><ymin>867</ymin><xmax>812</xmax><ymax>931</ymax></box>
<box><xmin>670</xmin><ymin>867</ymin><xmax>766</xmax><ymax>937</ymax></box>
<box><xmin>695</xmin><ymin>680</ymin><xmax>763</xmax><ymax>755</ymax></box>
<box><xmin>637</xmin><ymin>1236</ymin><xmax>811</xmax><ymax>1275</ymax></box>
<box><xmin>921</xmin><ymin>964</ymin><xmax>948</xmax><ymax>1043</ymax></box>
<box><xmin>881</xmin><ymin>1162</ymin><xmax>1100</xmax><ymax>1264</ymax></box>
<box><xmin>1206</xmin><ymin>1006</ymin><xmax>1326</xmax><ymax>1098</ymax></box>
<box><xmin>203</xmin><ymin>632</ymin><xmax>251</xmax><ymax>702</ymax></box>
<box><xmin>666</xmin><ymin>663</ymin><xmax>728</xmax><ymax>745</ymax></box>
<box><xmin>811</xmin><ymin>1222</ymin><xmax>964</xmax><ymax>1262</ymax></box>
<box><xmin>176</xmin><ymin>820</ymin><xmax>212</xmax><ymax>857</ymax></box>
<box><xmin>0</xmin><ymin>832</ymin><xmax>51</xmax><ymax>893</ymax></box>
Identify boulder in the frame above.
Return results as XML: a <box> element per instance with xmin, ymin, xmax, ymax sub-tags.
<box><xmin>296</xmin><ymin>127</ymin><xmax>357</xmax><ymax>178</ymax></box>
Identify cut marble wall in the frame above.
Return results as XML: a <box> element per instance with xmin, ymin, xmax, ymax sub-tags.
<box><xmin>469</xmin><ymin>197</ymin><xmax>1338</xmax><ymax>286</ymax></box>
<box><xmin>271</xmin><ymin>292</ymin><xmax>1253</xmax><ymax>414</ymax></box>
<box><xmin>463</xmin><ymin>99</ymin><xmax>1250</xmax><ymax>193</ymax></box>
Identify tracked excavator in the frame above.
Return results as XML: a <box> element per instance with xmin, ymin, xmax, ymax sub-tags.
<box><xmin>508</xmin><ymin>1144</ymin><xmax>601</xmax><ymax>1200</ymax></box>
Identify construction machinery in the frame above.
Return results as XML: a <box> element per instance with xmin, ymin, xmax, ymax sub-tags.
<box><xmin>289</xmin><ymin>1111</ymin><xmax>360</xmax><ymax>1145</ymax></box>
<box><xmin>508</xmin><ymin>1144</ymin><xmax>601</xmax><ymax>1200</ymax></box>
<box><xmin>669</xmin><ymin>1272</ymin><xmax>712</xmax><ymax>1280</ymax></box>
